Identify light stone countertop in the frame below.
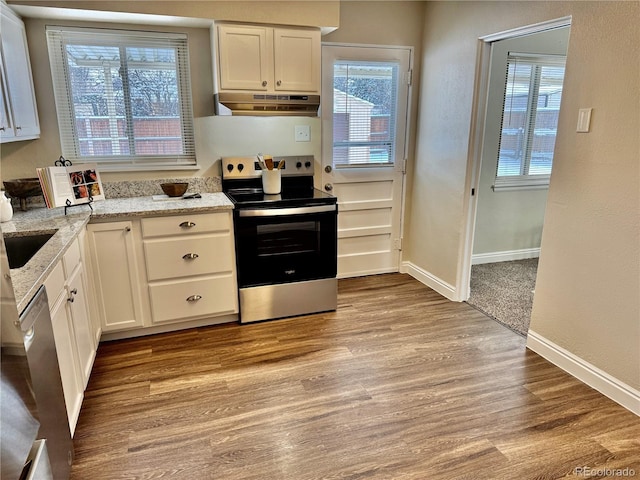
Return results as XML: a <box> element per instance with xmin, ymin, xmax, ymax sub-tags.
<box><xmin>1</xmin><ymin>192</ymin><xmax>233</xmax><ymax>313</ymax></box>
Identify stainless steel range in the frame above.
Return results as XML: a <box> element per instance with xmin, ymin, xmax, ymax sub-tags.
<box><xmin>222</xmin><ymin>155</ymin><xmax>338</xmax><ymax>323</ymax></box>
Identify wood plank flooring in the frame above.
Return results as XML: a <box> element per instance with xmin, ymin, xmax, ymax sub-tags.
<box><xmin>70</xmin><ymin>274</ymin><xmax>640</xmax><ymax>479</ymax></box>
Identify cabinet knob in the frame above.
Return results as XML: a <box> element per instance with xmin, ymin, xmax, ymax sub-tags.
<box><xmin>182</xmin><ymin>253</ymin><xmax>199</xmax><ymax>260</ymax></box>
<box><xmin>186</xmin><ymin>294</ymin><xmax>202</xmax><ymax>302</ymax></box>
<box><xmin>262</xmin><ymin>80</ymin><xmax>267</xmax><ymax>87</ymax></box>
<box><xmin>179</xmin><ymin>221</ymin><xmax>196</xmax><ymax>228</ymax></box>
<box><xmin>15</xmin><ymin>126</ymin><xmax>21</xmax><ymax>131</ymax></box>
<box><xmin>276</xmin><ymin>80</ymin><xmax>282</xmax><ymax>86</ymax></box>
<box><xmin>0</xmin><ymin>126</ymin><xmax>5</xmax><ymax>131</ymax></box>
<box><xmin>324</xmin><ymin>183</ymin><xmax>333</xmax><ymax>191</ymax></box>
<box><xmin>125</xmin><ymin>226</ymin><xmax>131</xmax><ymax>232</ymax></box>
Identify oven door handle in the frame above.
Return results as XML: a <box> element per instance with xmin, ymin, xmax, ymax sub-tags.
<box><xmin>238</xmin><ymin>205</ymin><xmax>337</xmax><ymax>217</ymax></box>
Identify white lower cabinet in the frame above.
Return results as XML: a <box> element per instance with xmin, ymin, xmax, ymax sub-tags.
<box><xmin>142</xmin><ymin>212</ymin><xmax>238</xmax><ymax>325</ymax></box>
<box><xmin>86</xmin><ymin>221</ymin><xmax>146</xmax><ymax>332</ymax></box>
<box><xmin>87</xmin><ymin>211</ymin><xmax>238</xmax><ymax>336</ymax></box>
<box><xmin>44</xmin><ymin>236</ymin><xmax>96</xmax><ymax>436</ymax></box>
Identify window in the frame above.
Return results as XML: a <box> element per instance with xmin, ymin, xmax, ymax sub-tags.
<box><xmin>47</xmin><ymin>27</ymin><xmax>195</xmax><ymax>170</ymax></box>
<box><xmin>495</xmin><ymin>53</ymin><xmax>566</xmax><ymax>189</ymax></box>
<box><xmin>332</xmin><ymin>62</ymin><xmax>399</xmax><ymax>167</ymax></box>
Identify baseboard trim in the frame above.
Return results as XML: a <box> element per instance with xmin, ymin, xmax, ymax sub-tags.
<box><xmin>527</xmin><ymin>330</ymin><xmax>640</xmax><ymax>416</ymax></box>
<box><xmin>472</xmin><ymin>247</ymin><xmax>540</xmax><ymax>265</ymax></box>
<box><xmin>401</xmin><ymin>261</ymin><xmax>459</xmax><ymax>301</ymax></box>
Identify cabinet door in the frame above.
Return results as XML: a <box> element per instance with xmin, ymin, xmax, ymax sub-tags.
<box><xmin>77</xmin><ymin>228</ymin><xmax>101</xmax><ymax>345</ymax></box>
<box><xmin>0</xmin><ymin>68</ymin><xmax>15</xmax><ymax>140</ymax></box>
<box><xmin>87</xmin><ymin>221</ymin><xmax>145</xmax><ymax>332</ymax></box>
<box><xmin>273</xmin><ymin>28</ymin><xmax>320</xmax><ymax>93</ymax></box>
<box><xmin>50</xmin><ymin>293</ymin><xmax>83</xmax><ymax>436</ymax></box>
<box><xmin>0</xmin><ymin>5</ymin><xmax>39</xmax><ymax>141</ymax></box>
<box><xmin>218</xmin><ymin>24</ymin><xmax>271</xmax><ymax>91</ymax></box>
<box><xmin>66</xmin><ymin>264</ymin><xmax>95</xmax><ymax>389</ymax></box>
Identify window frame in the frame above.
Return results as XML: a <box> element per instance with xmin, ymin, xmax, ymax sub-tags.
<box><xmin>494</xmin><ymin>53</ymin><xmax>566</xmax><ymax>191</ymax></box>
<box><xmin>46</xmin><ymin>26</ymin><xmax>197</xmax><ymax>172</ymax></box>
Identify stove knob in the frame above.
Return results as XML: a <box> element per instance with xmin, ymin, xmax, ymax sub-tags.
<box><xmin>238</xmin><ymin>163</ymin><xmax>244</xmax><ymax>171</ymax></box>
<box><xmin>305</xmin><ymin>161</ymin><xmax>311</xmax><ymax>168</ymax></box>
<box><xmin>226</xmin><ymin>164</ymin><xmax>234</xmax><ymax>172</ymax></box>
<box><xmin>296</xmin><ymin>162</ymin><xmax>302</xmax><ymax>168</ymax></box>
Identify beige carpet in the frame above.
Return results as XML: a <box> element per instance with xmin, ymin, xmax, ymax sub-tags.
<box><xmin>466</xmin><ymin>258</ymin><xmax>538</xmax><ymax>336</ymax></box>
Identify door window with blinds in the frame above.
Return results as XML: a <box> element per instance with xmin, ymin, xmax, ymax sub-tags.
<box><xmin>495</xmin><ymin>53</ymin><xmax>566</xmax><ymax>189</ymax></box>
<box><xmin>332</xmin><ymin>62</ymin><xmax>399</xmax><ymax>168</ymax></box>
<box><xmin>46</xmin><ymin>27</ymin><xmax>195</xmax><ymax>170</ymax></box>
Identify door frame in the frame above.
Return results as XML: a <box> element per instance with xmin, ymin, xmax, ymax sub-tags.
<box><xmin>456</xmin><ymin>16</ymin><xmax>572</xmax><ymax>301</ymax></box>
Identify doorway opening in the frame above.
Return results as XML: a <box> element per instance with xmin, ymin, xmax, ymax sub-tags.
<box><xmin>460</xmin><ymin>18</ymin><xmax>571</xmax><ymax>335</ymax></box>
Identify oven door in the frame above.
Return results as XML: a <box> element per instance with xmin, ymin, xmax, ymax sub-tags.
<box><xmin>234</xmin><ymin>204</ymin><xmax>337</xmax><ymax>288</ymax></box>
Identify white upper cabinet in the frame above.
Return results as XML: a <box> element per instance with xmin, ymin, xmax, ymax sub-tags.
<box><xmin>0</xmin><ymin>3</ymin><xmax>39</xmax><ymax>142</ymax></box>
<box><xmin>217</xmin><ymin>24</ymin><xmax>320</xmax><ymax>94</ymax></box>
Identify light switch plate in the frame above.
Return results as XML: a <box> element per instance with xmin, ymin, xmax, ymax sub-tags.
<box><xmin>295</xmin><ymin>125</ymin><xmax>311</xmax><ymax>142</ymax></box>
<box><xmin>577</xmin><ymin>108</ymin><xmax>592</xmax><ymax>133</ymax></box>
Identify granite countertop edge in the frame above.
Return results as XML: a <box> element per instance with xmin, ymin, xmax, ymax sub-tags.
<box><xmin>1</xmin><ymin>193</ymin><xmax>234</xmax><ymax>313</ymax></box>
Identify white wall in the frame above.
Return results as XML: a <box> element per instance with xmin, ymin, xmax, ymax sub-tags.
<box><xmin>406</xmin><ymin>1</ymin><xmax>639</xmax><ymax>401</ymax></box>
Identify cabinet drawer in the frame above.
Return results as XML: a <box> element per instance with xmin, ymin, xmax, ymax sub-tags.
<box><xmin>141</xmin><ymin>213</ymin><xmax>231</xmax><ymax>238</ymax></box>
<box><xmin>148</xmin><ymin>275</ymin><xmax>237</xmax><ymax>323</ymax></box>
<box><xmin>62</xmin><ymin>238</ymin><xmax>81</xmax><ymax>276</ymax></box>
<box><xmin>143</xmin><ymin>234</ymin><xmax>233</xmax><ymax>281</ymax></box>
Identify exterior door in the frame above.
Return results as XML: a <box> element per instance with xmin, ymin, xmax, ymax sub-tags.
<box><xmin>321</xmin><ymin>44</ymin><xmax>411</xmax><ymax>277</ymax></box>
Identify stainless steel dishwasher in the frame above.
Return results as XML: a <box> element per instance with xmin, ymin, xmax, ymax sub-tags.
<box><xmin>1</xmin><ymin>234</ymin><xmax>73</xmax><ymax>479</ymax></box>
<box><xmin>20</xmin><ymin>284</ymin><xmax>74</xmax><ymax>479</ymax></box>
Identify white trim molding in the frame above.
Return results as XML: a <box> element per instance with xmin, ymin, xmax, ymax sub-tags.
<box><xmin>527</xmin><ymin>330</ymin><xmax>640</xmax><ymax>416</ymax></box>
<box><xmin>401</xmin><ymin>261</ymin><xmax>459</xmax><ymax>301</ymax></box>
<box><xmin>472</xmin><ymin>247</ymin><xmax>540</xmax><ymax>265</ymax></box>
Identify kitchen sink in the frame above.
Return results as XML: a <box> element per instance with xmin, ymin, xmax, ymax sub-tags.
<box><xmin>4</xmin><ymin>232</ymin><xmax>57</xmax><ymax>269</ymax></box>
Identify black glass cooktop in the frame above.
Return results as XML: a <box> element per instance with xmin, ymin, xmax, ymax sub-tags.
<box><xmin>225</xmin><ymin>187</ymin><xmax>336</xmax><ymax>209</ymax></box>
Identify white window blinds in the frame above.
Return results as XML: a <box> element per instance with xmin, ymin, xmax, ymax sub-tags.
<box><xmin>495</xmin><ymin>53</ymin><xmax>566</xmax><ymax>189</ymax></box>
<box><xmin>332</xmin><ymin>62</ymin><xmax>399</xmax><ymax>167</ymax></box>
<box><xmin>47</xmin><ymin>27</ymin><xmax>196</xmax><ymax>170</ymax></box>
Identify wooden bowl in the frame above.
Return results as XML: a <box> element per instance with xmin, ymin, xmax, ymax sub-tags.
<box><xmin>3</xmin><ymin>178</ymin><xmax>43</xmax><ymax>199</ymax></box>
<box><xmin>160</xmin><ymin>182</ymin><xmax>189</xmax><ymax>197</ymax></box>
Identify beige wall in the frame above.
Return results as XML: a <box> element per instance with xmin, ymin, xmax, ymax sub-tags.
<box><xmin>407</xmin><ymin>1</ymin><xmax>639</xmax><ymax>390</ymax></box>
<box><xmin>7</xmin><ymin>1</ymin><xmax>340</xmax><ymax>30</ymax></box>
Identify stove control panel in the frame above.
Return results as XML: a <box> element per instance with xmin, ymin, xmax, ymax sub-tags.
<box><xmin>222</xmin><ymin>155</ymin><xmax>315</xmax><ymax>179</ymax></box>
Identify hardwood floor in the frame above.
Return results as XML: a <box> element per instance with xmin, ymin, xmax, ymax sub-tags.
<box><xmin>71</xmin><ymin>274</ymin><xmax>640</xmax><ymax>479</ymax></box>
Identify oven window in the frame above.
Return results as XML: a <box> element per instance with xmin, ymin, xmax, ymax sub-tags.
<box><xmin>256</xmin><ymin>221</ymin><xmax>318</xmax><ymax>256</ymax></box>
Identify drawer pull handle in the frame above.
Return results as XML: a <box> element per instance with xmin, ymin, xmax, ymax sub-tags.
<box><xmin>179</xmin><ymin>221</ymin><xmax>196</xmax><ymax>228</ymax></box>
<box><xmin>182</xmin><ymin>253</ymin><xmax>199</xmax><ymax>260</ymax></box>
<box><xmin>186</xmin><ymin>295</ymin><xmax>202</xmax><ymax>302</ymax></box>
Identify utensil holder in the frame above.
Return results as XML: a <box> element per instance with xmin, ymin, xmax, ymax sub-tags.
<box><xmin>262</xmin><ymin>170</ymin><xmax>281</xmax><ymax>194</ymax></box>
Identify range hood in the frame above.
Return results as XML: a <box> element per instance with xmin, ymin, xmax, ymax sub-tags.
<box><xmin>215</xmin><ymin>92</ymin><xmax>320</xmax><ymax>117</ymax></box>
